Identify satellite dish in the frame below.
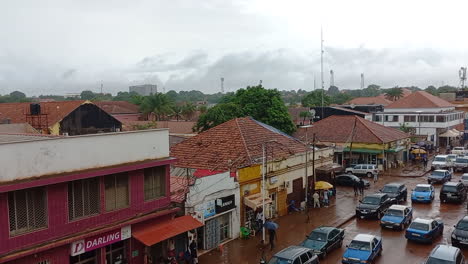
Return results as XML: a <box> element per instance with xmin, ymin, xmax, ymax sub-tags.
<box><xmin>309</xmin><ymin>109</ymin><xmax>316</xmax><ymax>116</ymax></box>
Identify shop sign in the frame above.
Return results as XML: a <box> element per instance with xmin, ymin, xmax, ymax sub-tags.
<box><xmin>203</xmin><ymin>200</ymin><xmax>216</xmax><ymax>218</ymax></box>
<box><xmin>70</xmin><ymin>225</ymin><xmax>131</xmax><ymax>256</ymax></box>
<box><xmin>269</xmin><ymin>176</ymin><xmax>278</xmax><ymax>184</ymax></box>
<box><xmin>215</xmin><ymin>194</ymin><xmax>236</xmax><ymax>214</ymax></box>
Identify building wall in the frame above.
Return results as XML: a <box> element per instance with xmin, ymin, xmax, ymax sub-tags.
<box><xmin>383</xmin><ymin>107</ymin><xmax>455</xmax><ymax>113</ymax></box>
<box><xmin>0</xmin><ymin>129</ymin><xmax>169</xmax><ymax>183</ymax></box>
<box><xmin>0</xmin><ymin>164</ymin><xmax>171</xmax><ymax>258</ymax></box>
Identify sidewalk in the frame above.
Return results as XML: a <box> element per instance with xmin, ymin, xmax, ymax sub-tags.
<box><xmin>199</xmin><ymin>182</ymin><xmax>388</xmax><ymax>264</ymax></box>
<box><xmin>383</xmin><ymin>163</ymin><xmax>431</xmax><ymax>177</ymax></box>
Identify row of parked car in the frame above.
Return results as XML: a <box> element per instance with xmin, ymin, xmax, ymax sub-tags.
<box><xmin>432</xmin><ymin>146</ymin><xmax>468</xmax><ymax>172</ymax></box>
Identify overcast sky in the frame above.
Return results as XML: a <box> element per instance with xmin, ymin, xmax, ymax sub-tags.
<box><xmin>1</xmin><ymin>0</ymin><xmax>468</xmax><ymax>96</ymax></box>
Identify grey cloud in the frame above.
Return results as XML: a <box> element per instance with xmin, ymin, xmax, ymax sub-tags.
<box><xmin>62</xmin><ymin>69</ymin><xmax>76</xmax><ymax>79</ymax></box>
<box><xmin>135</xmin><ymin>51</ymin><xmax>208</xmax><ymax>73</ymax></box>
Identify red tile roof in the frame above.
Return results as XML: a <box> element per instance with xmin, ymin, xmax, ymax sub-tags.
<box><xmin>157</xmin><ymin>121</ymin><xmax>197</xmax><ymax>134</ymax></box>
<box><xmin>170</xmin><ymin>117</ymin><xmax>307</xmax><ymax>171</ymax></box>
<box><xmin>0</xmin><ymin>101</ymin><xmax>85</xmax><ymax>126</ymax></box>
<box><xmin>386</xmin><ymin>91</ymin><xmax>453</xmax><ymax>109</ymax></box>
<box><xmin>347</xmin><ymin>96</ymin><xmax>392</xmax><ymax>106</ymax></box>
<box><xmin>94</xmin><ymin>101</ymin><xmax>140</xmax><ymax>114</ymax></box>
<box><xmin>294</xmin><ymin>115</ymin><xmax>409</xmax><ymax>144</ymax></box>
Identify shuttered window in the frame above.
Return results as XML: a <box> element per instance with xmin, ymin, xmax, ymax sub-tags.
<box><xmin>105</xmin><ymin>173</ymin><xmax>129</xmax><ymax>211</ymax></box>
<box><xmin>144</xmin><ymin>166</ymin><xmax>166</xmax><ymax>201</ymax></box>
<box><xmin>68</xmin><ymin>178</ymin><xmax>100</xmax><ymax>220</ymax></box>
<box><xmin>8</xmin><ymin>187</ymin><xmax>47</xmax><ymax>236</ymax></box>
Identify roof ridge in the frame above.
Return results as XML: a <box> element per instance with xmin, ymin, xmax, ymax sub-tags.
<box><xmin>355</xmin><ymin>116</ymin><xmax>384</xmax><ymax>143</ymax></box>
<box><xmin>236</xmin><ymin>118</ymin><xmax>254</xmax><ymax>166</ymax></box>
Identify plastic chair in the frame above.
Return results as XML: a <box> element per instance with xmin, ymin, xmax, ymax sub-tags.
<box><xmin>240</xmin><ymin>227</ymin><xmax>251</xmax><ymax>239</ymax></box>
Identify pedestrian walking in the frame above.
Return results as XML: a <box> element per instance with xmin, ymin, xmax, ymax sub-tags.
<box><xmin>359</xmin><ymin>179</ymin><xmax>365</xmax><ymax>196</ymax></box>
<box><xmin>353</xmin><ymin>180</ymin><xmax>358</xmax><ymax>196</ymax></box>
<box><xmin>373</xmin><ymin>172</ymin><xmax>378</xmax><ymax>183</ymax></box>
<box><xmin>189</xmin><ymin>239</ymin><xmax>198</xmax><ymax>264</ymax></box>
<box><xmin>323</xmin><ymin>190</ymin><xmax>329</xmax><ymax>207</ymax></box>
<box><xmin>312</xmin><ymin>192</ymin><xmax>320</xmax><ymax>208</ymax></box>
<box><xmin>423</xmin><ymin>156</ymin><xmax>428</xmax><ymax>170</ymax></box>
<box><xmin>268</xmin><ymin>228</ymin><xmax>277</xmax><ymax>250</ymax></box>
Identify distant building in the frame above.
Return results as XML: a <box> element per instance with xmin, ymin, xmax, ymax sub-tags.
<box><xmin>309</xmin><ymin>106</ymin><xmax>372</xmax><ymax>122</ymax></box>
<box><xmin>129</xmin><ymin>84</ymin><xmax>157</xmax><ymax>96</ymax></box>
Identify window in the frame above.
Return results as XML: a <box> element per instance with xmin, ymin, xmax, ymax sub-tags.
<box><xmin>8</xmin><ymin>187</ymin><xmax>47</xmax><ymax>236</ymax></box>
<box><xmin>404</xmin><ymin>115</ymin><xmax>416</xmax><ymax>122</ymax></box>
<box><xmin>144</xmin><ymin>166</ymin><xmax>166</xmax><ymax>201</ymax></box>
<box><xmin>391</xmin><ymin>115</ymin><xmax>398</xmax><ymax>122</ymax></box>
<box><xmin>418</xmin><ymin>115</ymin><xmax>434</xmax><ymax>122</ymax></box>
<box><xmin>105</xmin><ymin>173</ymin><xmax>129</xmax><ymax>211</ymax></box>
<box><xmin>300</xmin><ymin>253</ymin><xmax>309</xmax><ymax>263</ymax></box>
<box><xmin>384</xmin><ymin>115</ymin><xmax>389</xmax><ymax>122</ymax></box>
<box><xmin>36</xmin><ymin>261</ymin><xmax>50</xmax><ymax>264</ymax></box>
<box><xmin>106</xmin><ymin>240</ymin><xmax>126</xmax><ymax>264</ymax></box>
<box><xmin>374</xmin><ymin>115</ymin><xmax>382</xmax><ymax>122</ymax></box>
<box><xmin>68</xmin><ymin>178</ymin><xmax>100</xmax><ymax>220</ymax></box>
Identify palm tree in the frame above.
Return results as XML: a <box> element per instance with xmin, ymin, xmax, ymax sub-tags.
<box><xmin>385</xmin><ymin>87</ymin><xmax>404</xmax><ymax>101</ymax></box>
<box><xmin>182</xmin><ymin>102</ymin><xmax>197</xmax><ymax>121</ymax></box>
<box><xmin>140</xmin><ymin>93</ymin><xmax>174</xmax><ymax>121</ymax></box>
<box><xmin>171</xmin><ymin>105</ymin><xmax>183</xmax><ymax>121</ymax></box>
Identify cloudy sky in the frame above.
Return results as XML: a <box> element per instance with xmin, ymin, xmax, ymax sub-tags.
<box><xmin>1</xmin><ymin>0</ymin><xmax>468</xmax><ymax>95</ymax></box>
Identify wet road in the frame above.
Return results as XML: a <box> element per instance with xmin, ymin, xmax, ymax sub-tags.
<box><xmin>321</xmin><ymin>173</ymin><xmax>468</xmax><ymax>264</ymax></box>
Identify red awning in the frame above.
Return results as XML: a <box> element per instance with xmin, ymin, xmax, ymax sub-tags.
<box><xmin>132</xmin><ymin>215</ymin><xmax>203</xmax><ymax>246</ymax></box>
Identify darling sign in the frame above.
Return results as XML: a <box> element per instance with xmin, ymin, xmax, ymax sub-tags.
<box><xmin>70</xmin><ymin>225</ymin><xmax>131</xmax><ymax>256</ymax></box>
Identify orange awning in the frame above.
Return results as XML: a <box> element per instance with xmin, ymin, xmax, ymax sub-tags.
<box><xmin>132</xmin><ymin>215</ymin><xmax>203</xmax><ymax>246</ymax></box>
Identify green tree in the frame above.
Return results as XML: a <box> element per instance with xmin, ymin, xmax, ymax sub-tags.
<box><xmin>182</xmin><ymin>102</ymin><xmax>197</xmax><ymax>120</ymax></box>
<box><xmin>140</xmin><ymin>93</ymin><xmax>174</xmax><ymax>121</ymax></box>
<box><xmin>362</xmin><ymin>84</ymin><xmax>381</xmax><ymax>97</ymax></box>
<box><xmin>198</xmin><ymin>105</ymin><xmax>208</xmax><ymax>114</ymax></box>
<box><xmin>330</xmin><ymin>93</ymin><xmax>353</xmax><ymax>105</ymax></box>
<box><xmin>301</xmin><ymin>90</ymin><xmax>331</xmax><ymax>107</ymax></box>
<box><xmin>80</xmin><ymin>90</ymin><xmax>96</xmax><ymax>100</ymax></box>
<box><xmin>171</xmin><ymin>105</ymin><xmax>183</xmax><ymax>121</ymax></box>
<box><xmin>195</xmin><ymin>85</ymin><xmax>296</xmax><ymax>134</ymax></box>
<box><xmin>9</xmin><ymin>91</ymin><xmax>26</xmax><ymax>100</ymax></box>
<box><xmin>425</xmin><ymin>85</ymin><xmax>438</xmax><ymax>95</ymax></box>
<box><xmin>327</xmin><ymin>85</ymin><xmax>340</xmax><ymax>95</ymax></box>
<box><xmin>194</xmin><ymin>103</ymin><xmax>242</xmax><ymax>132</ymax></box>
<box><xmin>299</xmin><ymin>111</ymin><xmax>312</xmax><ymax>124</ymax></box>
<box><xmin>385</xmin><ymin>87</ymin><xmax>404</xmax><ymax>101</ymax></box>
<box><xmin>113</xmin><ymin>91</ymin><xmax>139</xmax><ymax>102</ymax></box>
<box><xmin>399</xmin><ymin>123</ymin><xmax>413</xmax><ymax>133</ymax></box>
<box><xmin>438</xmin><ymin>85</ymin><xmax>457</xmax><ymax>94</ymax></box>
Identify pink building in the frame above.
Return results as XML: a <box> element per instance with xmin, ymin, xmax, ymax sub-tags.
<box><xmin>0</xmin><ymin>130</ymin><xmax>201</xmax><ymax>264</ymax></box>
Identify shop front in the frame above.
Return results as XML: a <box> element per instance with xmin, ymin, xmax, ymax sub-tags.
<box><xmin>195</xmin><ymin>194</ymin><xmax>238</xmax><ymax>250</ymax></box>
<box><xmin>70</xmin><ymin>225</ymin><xmax>132</xmax><ymax>264</ymax></box>
<box><xmin>243</xmin><ymin>192</ymin><xmax>272</xmax><ymax>231</ymax></box>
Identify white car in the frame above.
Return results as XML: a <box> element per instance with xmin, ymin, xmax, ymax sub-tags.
<box><xmin>461</xmin><ymin>173</ymin><xmax>468</xmax><ymax>187</ymax></box>
<box><xmin>345</xmin><ymin>164</ymin><xmax>379</xmax><ymax>178</ymax></box>
<box><xmin>431</xmin><ymin>155</ymin><xmax>451</xmax><ymax>170</ymax></box>
<box><xmin>452</xmin><ymin>147</ymin><xmax>467</xmax><ymax>155</ymax></box>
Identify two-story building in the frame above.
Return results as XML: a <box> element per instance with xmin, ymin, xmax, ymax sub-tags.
<box><xmin>0</xmin><ymin>130</ymin><xmax>202</xmax><ymax>264</ymax></box>
<box><xmin>373</xmin><ymin>91</ymin><xmax>464</xmax><ymax>147</ymax></box>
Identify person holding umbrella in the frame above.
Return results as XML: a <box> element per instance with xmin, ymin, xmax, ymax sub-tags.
<box><xmin>264</xmin><ymin>220</ymin><xmax>279</xmax><ymax>250</ymax></box>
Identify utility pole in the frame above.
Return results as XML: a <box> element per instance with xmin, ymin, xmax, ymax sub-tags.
<box><xmin>262</xmin><ymin>143</ymin><xmax>266</xmax><ymax>242</ymax></box>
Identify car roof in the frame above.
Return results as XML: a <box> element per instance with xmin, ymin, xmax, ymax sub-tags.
<box><xmin>431</xmin><ymin>245</ymin><xmax>459</xmax><ymax>261</ymax></box>
<box><xmin>388</xmin><ymin>204</ymin><xmax>408</xmax><ymax>211</ymax></box>
<box><xmin>416</xmin><ymin>184</ymin><xmax>432</xmax><ymax>188</ymax></box>
<box><xmin>384</xmin><ymin>182</ymin><xmax>403</xmax><ymax>187</ymax></box>
<box><xmin>433</xmin><ymin>169</ymin><xmax>448</xmax><ymax>173</ymax></box>
<box><xmin>443</xmin><ymin>181</ymin><xmax>459</xmax><ymax>186</ymax></box>
<box><xmin>413</xmin><ymin>218</ymin><xmax>433</xmax><ymax>225</ymax></box>
<box><xmin>366</xmin><ymin>193</ymin><xmax>386</xmax><ymax>198</ymax></box>
<box><xmin>461</xmin><ymin>216</ymin><xmax>468</xmax><ymax>222</ymax></box>
<box><xmin>313</xmin><ymin>226</ymin><xmax>335</xmax><ymax>233</ymax></box>
<box><xmin>353</xmin><ymin>234</ymin><xmax>376</xmax><ymax>242</ymax></box>
<box><xmin>274</xmin><ymin>246</ymin><xmax>311</xmax><ymax>259</ymax></box>
<box><xmin>435</xmin><ymin>155</ymin><xmax>448</xmax><ymax>158</ymax></box>
<box><xmin>463</xmin><ymin>173</ymin><xmax>468</xmax><ymax>176</ymax></box>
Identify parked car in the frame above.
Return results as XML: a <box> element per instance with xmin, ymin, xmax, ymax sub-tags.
<box><xmin>451</xmin><ymin>216</ymin><xmax>468</xmax><ymax>247</ymax></box>
<box><xmin>301</xmin><ymin>226</ymin><xmax>345</xmax><ymax>259</ymax></box>
<box><xmin>380</xmin><ymin>182</ymin><xmax>407</xmax><ymax>202</ymax></box>
<box><xmin>431</xmin><ymin>155</ymin><xmax>450</xmax><ymax>170</ymax></box>
<box><xmin>356</xmin><ymin>193</ymin><xmax>394</xmax><ymax>219</ymax></box>
<box><xmin>440</xmin><ymin>181</ymin><xmax>467</xmax><ymax>203</ymax></box>
<box><xmin>411</xmin><ymin>184</ymin><xmax>435</xmax><ymax>203</ymax></box>
<box><xmin>428</xmin><ymin>169</ymin><xmax>452</xmax><ymax>184</ymax></box>
<box><xmin>345</xmin><ymin>164</ymin><xmax>379</xmax><ymax>178</ymax></box>
<box><xmin>454</xmin><ymin>157</ymin><xmax>468</xmax><ymax>172</ymax></box>
<box><xmin>342</xmin><ymin>234</ymin><xmax>382</xmax><ymax>264</ymax></box>
<box><xmin>405</xmin><ymin>218</ymin><xmax>444</xmax><ymax>243</ymax></box>
<box><xmin>268</xmin><ymin>246</ymin><xmax>319</xmax><ymax>264</ymax></box>
<box><xmin>335</xmin><ymin>174</ymin><xmax>370</xmax><ymax>188</ymax></box>
<box><xmin>461</xmin><ymin>173</ymin><xmax>468</xmax><ymax>187</ymax></box>
<box><xmin>452</xmin><ymin>147</ymin><xmax>467</xmax><ymax>155</ymax></box>
<box><xmin>424</xmin><ymin>244</ymin><xmax>465</xmax><ymax>264</ymax></box>
<box><xmin>380</xmin><ymin>205</ymin><xmax>413</xmax><ymax>230</ymax></box>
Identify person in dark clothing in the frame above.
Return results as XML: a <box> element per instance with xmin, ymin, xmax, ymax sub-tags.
<box><xmin>353</xmin><ymin>180</ymin><xmax>358</xmax><ymax>196</ymax></box>
<box><xmin>359</xmin><ymin>179</ymin><xmax>365</xmax><ymax>195</ymax></box>
<box><xmin>189</xmin><ymin>240</ymin><xmax>198</xmax><ymax>264</ymax></box>
<box><xmin>423</xmin><ymin>156</ymin><xmax>428</xmax><ymax>169</ymax></box>
<box><xmin>268</xmin><ymin>229</ymin><xmax>276</xmax><ymax>250</ymax></box>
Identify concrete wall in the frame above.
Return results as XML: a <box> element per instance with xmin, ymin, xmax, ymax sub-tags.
<box><xmin>383</xmin><ymin>107</ymin><xmax>455</xmax><ymax>113</ymax></box>
<box><xmin>0</xmin><ymin>129</ymin><xmax>169</xmax><ymax>183</ymax></box>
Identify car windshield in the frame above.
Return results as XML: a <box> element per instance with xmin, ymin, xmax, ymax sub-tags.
<box><xmin>434</xmin><ymin>157</ymin><xmax>447</xmax><ymax>162</ymax></box>
<box><xmin>425</xmin><ymin>257</ymin><xmax>453</xmax><ymax>264</ymax></box>
<box><xmin>431</xmin><ymin>171</ymin><xmax>445</xmax><ymax>177</ymax></box>
<box><xmin>308</xmin><ymin>231</ymin><xmax>327</xmax><ymax>241</ymax></box>
<box><xmin>462</xmin><ymin>176</ymin><xmax>468</xmax><ymax>180</ymax></box>
<box><xmin>455</xmin><ymin>147</ymin><xmax>464</xmax><ymax>150</ymax></box>
<box><xmin>386</xmin><ymin>209</ymin><xmax>403</xmax><ymax>217</ymax></box>
<box><xmin>415</xmin><ymin>186</ymin><xmax>431</xmax><ymax>192</ymax></box>
<box><xmin>268</xmin><ymin>257</ymin><xmax>292</xmax><ymax>264</ymax></box>
<box><xmin>348</xmin><ymin>240</ymin><xmax>371</xmax><ymax>251</ymax></box>
<box><xmin>409</xmin><ymin>222</ymin><xmax>429</xmax><ymax>231</ymax></box>
<box><xmin>456</xmin><ymin>158</ymin><xmax>468</xmax><ymax>163</ymax></box>
<box><xmin>362</xmin><ymin>197</ymin><xmax>380</xmax><ymax>205</ymax></box>
<box><xmin>456</xmin><ymin>220</ymin><xmax>468</xmax><ymax>231</ymax></box>
<box><xmin>382</xmin><ymin>186</ymin><xmax>398</xmax><ymax>193</ymax></box>
<box><xmin>442</xmin><ymin>185</ymin><xmax>457</xmax><ymax>192</ymax></box>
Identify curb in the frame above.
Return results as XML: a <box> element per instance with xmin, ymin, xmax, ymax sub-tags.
<box><xmin>384</xmin><ymin>170</ymin><xmax>431</xmax><ymax>178</ymax></box>
<box><xmin>335</xmin><ymin>214</ymin><xmax>356</xmax><ymax>228</ymax></box>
